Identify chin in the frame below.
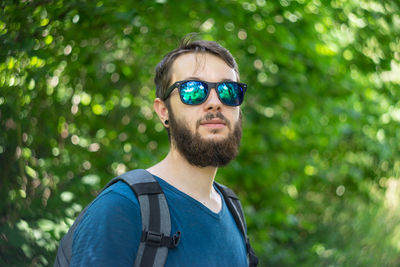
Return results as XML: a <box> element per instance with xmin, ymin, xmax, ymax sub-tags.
<box><xmin>199</xmin><ymin>127</ymin><xmax>229</xmax><ymax>135</ymax></box>
<box><xmin>200</xmin><ymin>132</ymin><xmax>230</xmax><ymax>142</ymax></box>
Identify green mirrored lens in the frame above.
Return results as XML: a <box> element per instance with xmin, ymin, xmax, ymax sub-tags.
<box><xmin>180</xmin><ymin>81</ymin><xmax>207</xmax><ymax>104</ymax></box>
<box><xmin>217</xmin><ymin>83</ymin><xmax>243</xmax><ymax>106</ymax></box>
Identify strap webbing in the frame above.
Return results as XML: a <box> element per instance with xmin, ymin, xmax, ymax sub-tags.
<box><xmin>215</xmin><ymin>182</ymin><xmax>259</xmax><ymax>267</ymax></box>
<box><xmin>106</xmin><ymin>169</ymin><xmax>178</xmax><ymax>267</ymax></box>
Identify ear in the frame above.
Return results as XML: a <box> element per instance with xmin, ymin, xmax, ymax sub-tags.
<box><xmin>154</xmin><ymin>98</ymin><xmax>169</xmax><ymax>127</ymax></box>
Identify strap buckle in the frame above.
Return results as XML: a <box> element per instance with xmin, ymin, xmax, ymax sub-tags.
<box><xmin>141</xmin><ymin>231</ymin><xmax>181</xmax><ymax>248</ymax></box>
<box><xmin>142</xmin><ymin>231</ymin><xmax>163</xmax><ymax>246</ymax></box>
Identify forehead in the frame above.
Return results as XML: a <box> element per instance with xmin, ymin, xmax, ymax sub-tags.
<box><xmin>170</xmin><ymin>52</ymin><xmax>237</xmax><ymax>83</ymax></box>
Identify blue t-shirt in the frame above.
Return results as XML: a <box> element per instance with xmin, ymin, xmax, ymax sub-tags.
<box><xmin>70</xmin><ymin>175</ymin><xmax>248</xmax><ymax>266</ymax></box>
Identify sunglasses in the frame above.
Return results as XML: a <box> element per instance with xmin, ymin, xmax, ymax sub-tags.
<box><xmin>163</xmin><ymin>80</ymin><xmax>247</xmax><ymax>106</ymax></box>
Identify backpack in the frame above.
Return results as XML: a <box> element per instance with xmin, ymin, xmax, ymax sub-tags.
<box><xmin>54</xmin><ymin>169</ymin><xmax>258</xmax><ymax>267</ymax></box>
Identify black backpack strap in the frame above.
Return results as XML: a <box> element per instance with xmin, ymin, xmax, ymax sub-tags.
<box><xmin>54</xmin><ymin>169</ymin><xmax>180</xmax><ymax>267</ymax></box>
<box><xmin>215</xmin><ymin>182</ymin><xmax>259</xmax><ymax>267</ymax></box>
<box><xmin>107</xmin><ymin>169</ymin><xmax>180</xmax><ymax>267</ymax></box>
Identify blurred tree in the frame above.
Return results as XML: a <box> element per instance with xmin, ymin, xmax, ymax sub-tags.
<box><xmin>1</xmin><ymin>0</ymin><xmax>399</xmax><ymax>266</ymax></box>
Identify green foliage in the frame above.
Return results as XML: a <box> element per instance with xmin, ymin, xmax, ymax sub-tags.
<box><xmin>1</xmin><ymin>0</ymin><xmax>400</xmax><ymax>266</ymax></box>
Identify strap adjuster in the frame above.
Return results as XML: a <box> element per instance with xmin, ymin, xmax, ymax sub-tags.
<box><xmin>141</xmin><ymin>231</ymin><xmax>181</xmax><ymax>248</ymax></box>
<box><xmin>143</xmin><ymin>231</ymin><xmax>163</xmax><ymax>246</ymax></box>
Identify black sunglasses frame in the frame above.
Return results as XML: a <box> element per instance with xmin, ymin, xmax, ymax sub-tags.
<box><xmin>162</xmin><ymin>80</ymin><xmax>247</xmax><ymax>106</ymax></box>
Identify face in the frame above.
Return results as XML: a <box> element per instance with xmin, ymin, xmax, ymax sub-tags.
<box><xmin>165</xmin><ymin>52</ymin><xmax>243</xmax><ymax>167</ymax></box>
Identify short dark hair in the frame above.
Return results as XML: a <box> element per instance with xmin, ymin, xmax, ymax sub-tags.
<box><xmin>154</xmin><ymin>34</ymin><xmax>240</xmax><ymax>100</ymax></box>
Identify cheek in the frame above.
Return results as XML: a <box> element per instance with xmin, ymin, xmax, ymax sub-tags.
<box><xmin>229</xmin><ymin>108</ymin><xmax>240</xmax><ymax>122</ymax></box>
<box><xmin>235</xmin><ymin>109</ymin><xmax>241</xmax><ymax>120</ymax></box>
<box><xmin>189</xmin><ymin>111</ymin><xmax>202</xmax><ymax>130</ymax></box>
<box><xmin>169</xmin><ymin>94</ymin><xmax>181</xmax><ymax>108</ymax></box>
<box><xmin>171</xmin><ymin>105</ymin><xmax>199</xmax><ymax>130</ymax></box>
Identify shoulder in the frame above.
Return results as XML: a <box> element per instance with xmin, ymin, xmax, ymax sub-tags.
<box><xmin>70</xmin><ymin>181</ymin><xmax>142</xmax><ymax>266</ymax></box>
<box><xmin>75</xmin><ymin>180</ymin><xmax>141</xmax><ymax>233</ymax></box>
<box><xmin>80</xmin><ymin>181</ymin><xmax>140</xmax><ymax>228</ymax></box>
<box><xmin>97</xmin><ymin>180</ymin><xmax>139</xmax><ymax>204</ymax></box>
<box><xmin>214</xmin><ymin>182</ymin><xmax>238</xmax><ymax>198</ymax></box>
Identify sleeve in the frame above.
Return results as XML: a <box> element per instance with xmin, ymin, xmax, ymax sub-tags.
<box><xmin>70</xmin><ymin>188</ymin><xmax>142</xmax><ymax>267</ymax></box>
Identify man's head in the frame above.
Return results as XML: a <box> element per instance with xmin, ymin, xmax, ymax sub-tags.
<box><xmin>153</xmin><ymin>36</ymin><xmax>245</xmax><ymax>167</ymax></box>
<box><xmin>154</xmin><ymin>36</ymin><xmax>240</xmax><ymax>101</ymax></box>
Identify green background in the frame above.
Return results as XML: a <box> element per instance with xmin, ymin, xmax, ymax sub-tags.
<box><xmin>1</xmin><ymin>0</ymin><xmax>400</xmax><ymax>266</ymax></box>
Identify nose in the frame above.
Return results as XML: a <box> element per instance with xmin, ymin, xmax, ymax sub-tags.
<box><xmin>203</xmin><ymin>88</ymin><xmax>222</xmax><ymax>111</ymax></box>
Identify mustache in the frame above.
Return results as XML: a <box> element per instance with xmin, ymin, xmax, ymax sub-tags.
<box><xmin>196</xmin><ymin>112</ymin><xmax>231</xmax><ymax>129</ymax></box>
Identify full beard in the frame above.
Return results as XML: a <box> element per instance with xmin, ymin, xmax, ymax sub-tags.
<box><xmin>169</xmin><ymin>110</ymin><xmax>242</xmax><ymax>167</ymax></box>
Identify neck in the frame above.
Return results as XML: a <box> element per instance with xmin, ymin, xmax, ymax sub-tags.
<box><xmin>147</xmin><ymin>146</ymin><xmax>221</xmax><ymax>212</ymax></box>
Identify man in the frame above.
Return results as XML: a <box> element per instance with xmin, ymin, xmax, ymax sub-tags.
<box><xmin>58</xmin><ymin>36</ymin><xmax>257</xmax><ymax>266</ymax></box>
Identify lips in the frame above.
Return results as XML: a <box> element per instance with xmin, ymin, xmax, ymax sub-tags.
<box><xmin>200</xmin><ymin>119</ymin><xmax>227</xmax><ymax>128</ymax></box>
<box><xmin>197</xmin><ymin>112</ymin><xmax>231</xmax><ymax>130</ymax></box>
